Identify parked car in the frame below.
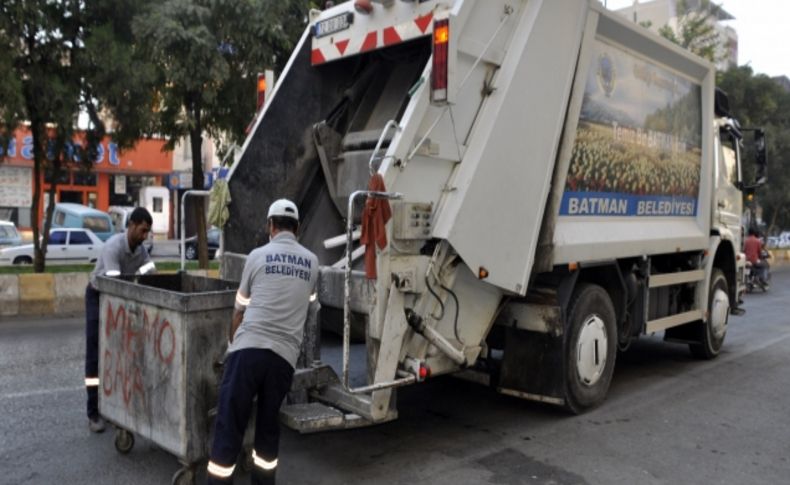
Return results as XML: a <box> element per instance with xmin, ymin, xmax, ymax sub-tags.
<box><xmin>0</xmin><ymin>220</ymin><xmax>22</xmax><ymax>248</ymax></box>
<box><xmin>108</xmin><ymin>206</ymin><xmax>154</xmax><ymax>254</ymax></box>
<box><xmin>182</xmin><ymin>226</ymin><xmax>221</xmax><ymax>260</ymax></box>
<box><xmin>0</xmin><ymin>228</ymin><xmax>103</xmax><ymax>266</ymax></box>
<box><xmin>50</xmin><ymin>203</ymin><xmax>115</xmax><ymax>241</ymax></box>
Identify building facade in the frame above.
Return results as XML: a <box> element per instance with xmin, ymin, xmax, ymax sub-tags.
<box><xmin>0</xmin><ymin>127</ymin><xmax>173</xmax><ymax>232</ymax></box>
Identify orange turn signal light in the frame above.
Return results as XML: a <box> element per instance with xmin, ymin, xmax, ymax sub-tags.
<box><xmin>478</xmin><ymin>267</ymin><xmax>489</xmax><ymax>279</ymax></box>
<box><xmin>434</xmin><ymin>24</ymin><xmax>449</xmax><ymax>45</ymax></box>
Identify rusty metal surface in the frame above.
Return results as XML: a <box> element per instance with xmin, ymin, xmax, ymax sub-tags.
<box><xmin>280</xmin><ymin>402</ymin><xmax>345</xmax><ymax>432</ymax></box>
<box><xmin>219</xmin><ymin>252</ymin><xmax>247</xmax><ymax>282</ymax></box>
<box><xmin>318</xmin><ymin>267</ymin><xmax>372</xmax><ymax>313</ymax></box>
<box><xmin>95</xmin><ymin>274</ymin><xmax>238</xmax><ymax>313</ymax></box>
<box><xmin>97</xmin><ymin>274</ymin><xmax>238</xmax><ymax>463</ymax></box>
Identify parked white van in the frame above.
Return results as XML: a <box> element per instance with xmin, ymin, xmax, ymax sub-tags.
<box><xmin>139</xmin><ymin>186</ymin><xmax>170</xmax><ymax>235</ymax></box>
<box><xmin>50</xmin><ymin>203</ymin><xmax>115</xmax><ymax>241</ymax></box>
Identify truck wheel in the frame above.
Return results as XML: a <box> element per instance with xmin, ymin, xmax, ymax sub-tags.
<box><xmin>690</xmin><ymin>269</ymin><xmax>728</xmax><ymax>359</ymax></box>
<box><xmin>13</xmin><ymin>256</ymin><xmax>32</xmax><ymax>265</ymax></box>
<box><xmin>564</xmin><ymin>283</ymin><xmax>617</xmax><ymax>414</ymax></box>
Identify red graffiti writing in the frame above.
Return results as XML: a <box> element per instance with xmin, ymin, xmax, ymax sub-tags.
<box><xmin>102</xmin><ymin>301</ymin><xmax>177</xmax><ymax>408</ymax></box>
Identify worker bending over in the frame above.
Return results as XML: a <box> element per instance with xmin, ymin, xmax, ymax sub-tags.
<box><xmin>207</xmin><ymin>199</ymin><xmax>318</xmax><ymax>485</ymax></box>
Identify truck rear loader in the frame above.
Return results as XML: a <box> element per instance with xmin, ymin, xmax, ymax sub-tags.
<box><xmin>221</xmin><ymin>0</ymin><xmax>767</xmax><ymax>431</ymax></box>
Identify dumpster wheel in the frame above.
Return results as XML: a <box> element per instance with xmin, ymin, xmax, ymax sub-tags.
<box><xmin>171</xmin><ymin>465</ymin><xmax>196</xmax><ymax>485</ymax></box>
<box><xmin>114</xmin><ymin>428</ymin><xmax>135</xmax><ymax>454</ymax></box>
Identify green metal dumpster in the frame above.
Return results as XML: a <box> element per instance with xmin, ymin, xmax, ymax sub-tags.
<box><xmin>95</xmin><ymin>273</ymin><xmax>238</xmax><ymax>485</ymax></box>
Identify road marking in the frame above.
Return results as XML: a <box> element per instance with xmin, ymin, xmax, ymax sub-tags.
<box><xmin>0</xmin><ymin>386</ymin><xmax>82</xmax><ymax>401</ymax></box>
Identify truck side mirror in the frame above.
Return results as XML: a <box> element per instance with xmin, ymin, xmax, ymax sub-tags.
<box><xmin>754</xmin><ymin>129</ymin><xmax>767</xmax><ymax>186</ymax></box>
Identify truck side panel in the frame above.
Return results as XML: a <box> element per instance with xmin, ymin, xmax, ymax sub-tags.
<box><xmin>431</xmin><ymin>0</ymin><xmax>589</xmax><ymax>295</ymax></box>
<box><xmin>547</xmin><ymin>7</ymin><xmax>716</xmax><ymax>265</ymax></box>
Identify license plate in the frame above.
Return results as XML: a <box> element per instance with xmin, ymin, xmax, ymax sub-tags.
<box><xmin>314</xmin><ymin>13</ymin><xmax>353</xmax><ymax>39</ymax></box>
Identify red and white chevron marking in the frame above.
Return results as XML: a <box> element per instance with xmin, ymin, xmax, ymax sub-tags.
<box><xmin>311</xmin><ymin>12</ymin><xmax>435</xmax><ymax>66</ymax></box>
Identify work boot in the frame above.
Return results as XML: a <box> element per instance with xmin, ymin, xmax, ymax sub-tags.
<box><xmin>88</xmin><ymin>416</ymin><xmax>106</xmax><ymax>433</ymax></box>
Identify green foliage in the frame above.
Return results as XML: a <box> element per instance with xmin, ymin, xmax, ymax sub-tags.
<box><xmin>132</xmin><ymin>0</ymin><xmax>310</xmax><ymax>267</ymax></box>
<box><xmin>0</xmin><ymin>0</ymin><xmax>158</xmax><ymax>271</ymax></box>
<box><xmin>657</xmin><ymin>0</ymin><xmax>722</xmax><ymax>64</ymax></box>
<box><xmin>718</xmin><ymin>66</ymin><xmax>790</xmax><ymax>232</ymax></box>
<box><xmin>132</xmin><ymin>0</ymin><xmax>309</xmax><ymax>151</ymax></box>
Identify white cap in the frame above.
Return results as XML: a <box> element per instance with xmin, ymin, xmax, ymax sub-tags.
<box><xmin>267</xmin><ymin>198</ymin><xmax>299</xmax><ymax>221</ymax></box>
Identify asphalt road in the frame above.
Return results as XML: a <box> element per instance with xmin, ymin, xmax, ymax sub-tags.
<box><xmin>1</xmin><ymin>269</ymin><xmax>789</xmax><ymax>485</ymax></box>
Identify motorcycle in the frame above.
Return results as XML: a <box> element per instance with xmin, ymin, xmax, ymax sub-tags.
<box><xmin>746</xmin><ymin>249</ymin><xmax>771</xmax><ymax>293</ymax></box>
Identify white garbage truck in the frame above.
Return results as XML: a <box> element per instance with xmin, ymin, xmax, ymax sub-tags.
<box><xmin>221</xmin><ymin>0</ymin><xmax>767</xmax><ymax>431</ymax></box>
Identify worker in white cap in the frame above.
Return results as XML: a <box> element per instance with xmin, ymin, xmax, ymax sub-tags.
<box><xmin>207</xmin><ymin>198</ymin><xmax>318</xmax><ymax>485</ymax></box>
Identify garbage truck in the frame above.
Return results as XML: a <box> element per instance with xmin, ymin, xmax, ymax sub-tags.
<box><xmin>221</xmin><ymin>0</ymin><xmax>767</xmax><ymax>431</ymax></box>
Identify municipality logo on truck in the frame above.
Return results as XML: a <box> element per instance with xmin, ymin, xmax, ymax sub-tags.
<box><xmin>561</xmin><ymin>39</ymin><xmax>702</xmax><ymax>217</ymax></box>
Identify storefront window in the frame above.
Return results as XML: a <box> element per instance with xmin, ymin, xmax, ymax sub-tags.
<box><xmin>45</xmin><ymin>169</ymin><xmax>70</xmax><ymax>185</ymax></box>
<box><xmin>0</xmin><ymin>208</ymin><xmax>18</xmax><ymax>225</ymax></box>
<box><xmin>73</xmin><ymin>172</ymin><xmax>97</xmax><ymax>186</ymax></box>
<box><xmin>59</xmin><ymin>190</ymin><xmax>84</xmax><ymax>204</ymax></box>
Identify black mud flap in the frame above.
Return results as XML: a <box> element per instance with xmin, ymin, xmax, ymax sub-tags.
<box><xmin>497</xmin><ymin>327</ymin><xmax>566</xmax><ymax>406</ymax></box>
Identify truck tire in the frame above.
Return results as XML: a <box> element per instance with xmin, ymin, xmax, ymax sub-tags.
<box><xmin>689</xmin><ymin>268</ymin><xmax>728</xmax><ymax>359</ymax></box>
<box><xmin>564</xmin><ymin>283</ymin><xmax>617</xmax><ymax>414</ymax></box>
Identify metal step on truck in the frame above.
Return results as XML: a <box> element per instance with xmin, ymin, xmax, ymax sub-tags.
<box><xmin>220</xmin><ymin>0</ymin><xmax>767</xmax><ymax>431</ymax></box>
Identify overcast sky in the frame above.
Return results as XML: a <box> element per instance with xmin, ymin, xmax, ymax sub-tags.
<box><xmin>603</xmin><ymin>0</ymin><xmax>788</xmax><ymax>78</ymax></box>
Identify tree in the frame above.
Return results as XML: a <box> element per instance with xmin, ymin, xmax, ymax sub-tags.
<box><xmin>132</xmin><ymin>0</ymin><xmax>310</xmax><ymax>268</ymax></box>
<box><xmin>645</xmin><ymin>3</ymin><xmax>790</xmax><ymax>232</ymax></box>
<box><xmin>0</xmin><ymin>0</ymin><xmax>157</xmax><ymax>272</ymax></box>
<box><xmin>657</xmin><ymin>0</ymin><xmax>723</xmax><ymax>64</ymax></box>
<box><xmin>718</xmin><ymin>66</ymin><xmax>790</xmax><ymax>233</ymax></box>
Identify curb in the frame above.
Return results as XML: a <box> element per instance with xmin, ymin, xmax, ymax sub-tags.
<box><xmin>769</xmin><ymin>249</ymin><xmax>790</xmax><ymax>264</ymax></box>
<box><xmin>0</xmin><ymin>269</ymin><xmax>220</xmax><ymax>319</ymax></box>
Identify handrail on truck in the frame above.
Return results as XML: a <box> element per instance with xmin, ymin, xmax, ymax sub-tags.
<box><xmin>343</xmin><ymin>189</ymin><xmax>409</xmax><ymax>394</ymax></box>
<box><xmin>368</xmin><ymin>120</ymin><xmax>400</xmax><ymax>175</ymax></box>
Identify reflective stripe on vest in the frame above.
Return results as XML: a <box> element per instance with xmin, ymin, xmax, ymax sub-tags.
<box><xmin>207</xmin><ymin>460</ymin><xmax>235</xmax><ymax>478</ymax></box>
<box><xmin>85</xmin><ymin>377</ymin><xmax>100</xmax><ymax>387</ymax></box>
<box><xmin>235</xmin><ymin>291</ymin><xmax>251</xmax><ymax>307</ymax></box>
<box><xmin>252</xmin><ymin>450</ymin><xmax>278</xmax><ymax>470</ymax></box>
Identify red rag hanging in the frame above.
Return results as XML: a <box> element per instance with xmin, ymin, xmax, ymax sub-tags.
<box><xmin>359</xmin><ymin>173</ymin><xmax>392</xmax><ymax>279</ymax></box>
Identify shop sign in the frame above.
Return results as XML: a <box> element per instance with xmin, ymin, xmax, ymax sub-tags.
<box><xmin>0</xmin><ymin>136</ymin><xmax>122</xmax><ymax>165</ymax></box>
<box><xmin>115</xmin><ymin>175</ymin><xmax>127</xmax><ymax>194</ymax></box>
<box><xmin>0</xmin><ymin>166</ymin><xmax>33</xmax><ymax>207</ymax></box>
<box><xmin>167</xmin><ymin>171</ymin><xmax>215</xmax><ymax>190</ymax></box>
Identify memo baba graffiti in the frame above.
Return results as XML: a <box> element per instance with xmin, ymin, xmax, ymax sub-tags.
<box><xmin>102</xmin><ymin>301</ymin><xmax>177</xmax><ymax>408</ymax></box>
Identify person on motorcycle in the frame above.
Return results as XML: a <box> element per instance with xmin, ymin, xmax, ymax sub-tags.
<box><xmin>745</xmin><ymin>229</ymin><xmax>770</xmax><ymax>289</ymax></box>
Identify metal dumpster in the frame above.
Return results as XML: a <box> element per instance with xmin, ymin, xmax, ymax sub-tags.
<box><xmin>95</xmin><ymin>273</ymin><xmax>238</xmax><ymax>484</ymax></box>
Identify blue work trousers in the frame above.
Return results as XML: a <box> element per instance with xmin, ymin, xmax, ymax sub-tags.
<box><xmin>207</xmin><ymin>348</ymin><xmax>294</xmax><ymax>485</ymax></box>
<box><xmin>85</xmin><ymin>285</ymin><xmax>100</xmax><ymax>419</ymax></box>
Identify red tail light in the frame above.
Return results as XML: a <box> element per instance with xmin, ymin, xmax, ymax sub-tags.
<box><xmin>431</xmin><ymin>18</ymin><xmax>449</xmax><ymax>104</ymax></box>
